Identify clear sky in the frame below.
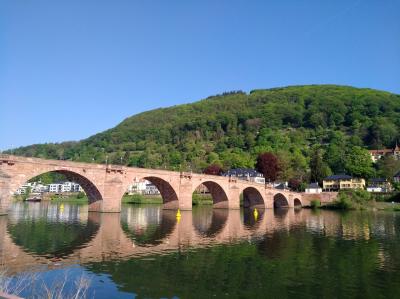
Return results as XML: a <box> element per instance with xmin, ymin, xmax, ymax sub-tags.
<box><xmin>1</xmin><ymin>0</ymin><xmax>399</xmax><ymax>150</ymax></box>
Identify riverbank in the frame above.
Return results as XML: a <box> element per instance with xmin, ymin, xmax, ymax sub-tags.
<box><xmin>14</xmin><ymin>193</ymin><xmax>215</xmax><ymax>206</ymax></box>
<box><xmin>314</xmin><ymin>190</ymin><xmax>400</xmax><ymax>211</ymax></box>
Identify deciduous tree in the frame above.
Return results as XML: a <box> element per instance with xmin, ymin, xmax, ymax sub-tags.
<box><xmin>255</xmin><ymin>152</ymin><xmax>280</xmax><ymax>182</ymax></box>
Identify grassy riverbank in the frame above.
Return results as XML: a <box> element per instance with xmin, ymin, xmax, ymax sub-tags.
<box><xmin>122</xmin><ymin>194</ymin><xmax>214</xmax><ymax>205</ymax></box>
<box><xmin>14</xmin><ymin>193</ymin><xmax>214</xmax><ymax>205</ymax></box>
<box><xmin>314</xmin><ymin>190</ymin><xmax>400</xmax><ymax>211</ymax></box>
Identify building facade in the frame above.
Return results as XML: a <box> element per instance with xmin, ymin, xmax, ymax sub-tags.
<box><xmin>323</xmin><ymin>175</ymin><xmax>365</xmax><ymax>191</ymax></box>
<box><xmin>366</xmin><ymin>178</ymin><xmax>392</xmax><ymax>193</ymax></box>
<box><xmin>222</xmin><ymin>168</ymin><xmax>265</xmax><ymax>184</ymax></box>
<box><xmin>305</xmin><ymin>183</ymin><xmax>322</xmax><ymax>194</ymax></box>
<box><xmin>369</xmin><ymin>143</ymin><xmax>400</xmax><ymax>163</ymax></box>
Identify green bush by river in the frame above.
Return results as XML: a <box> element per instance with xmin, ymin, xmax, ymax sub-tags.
<box><xmin>319</xmin><ymin>189</ymin><xmax>400</xmax><ymax>211</ymax></box>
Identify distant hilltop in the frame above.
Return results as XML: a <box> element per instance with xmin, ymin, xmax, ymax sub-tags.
<box><xmin>7</xmin><ymin>85</ymin><xmax>400</xmax><ymax>180</ymax></box>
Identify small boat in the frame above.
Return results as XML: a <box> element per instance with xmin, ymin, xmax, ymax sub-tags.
<box><xmin>25</xmin><ymin>193</ymin><xmax>42</xmax><ymax>202</ymax></box>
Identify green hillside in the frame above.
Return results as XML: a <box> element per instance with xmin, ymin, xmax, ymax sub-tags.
<box><xmin>8</xmin><ymin>85</ymin><xmax>400</xmax><ymax>181</ymax></box>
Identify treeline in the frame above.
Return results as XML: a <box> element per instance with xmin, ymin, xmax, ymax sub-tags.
<box><xmin>7</xmin><ymin>85</ymin><xmax>400</xmax><ymax>183</ymax></box>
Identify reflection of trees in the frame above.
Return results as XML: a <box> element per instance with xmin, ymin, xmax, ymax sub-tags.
<box><xmin>88</xmin><ymin>211</ymin><xmax>400</xmax><ymax>299</ymax></box>
<box><xmin>120</xmin><ymin>206</ymin><xmax>176</xmax><ymax>246</ymax></box>
<box><xmin>7</xmin><ymin>204</ymin><xmax>99</xmax><ymax>258</ymax></box>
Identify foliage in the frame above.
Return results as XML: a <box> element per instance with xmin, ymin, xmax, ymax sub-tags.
<box><xmin>122</xmin><ymin>194</ymin><xmax>163</xmax><ymax>204</ymax></box>
<box><xmin>203</xmin><ymin>164</ymin><xmax>223</xmax><ymax>175</ymax></box>
<box><xmin>255</xmin><ymin>152</ymin><xmax>280</xmax><ymax>182</ymax></box>
<box><xmin>7</xmin><ymin>85</ymin><xmax>400</xmax><ymax>183</ymax></box>
<box><xmin>328</xmin><ymin>189</ymin><xmax>373</xmax><ymax>210</ymax></box>
<box><xmin>310</xmin><ymin>147</ymin><xmax>331</xmax><ymax>184</ymax></box>
<box><xmin>192</xmin><ymin>194</ymin><xmax>213</xmax><ymax>205</ymax></box>
<box><xmin>344</xmin><ymin>146</ymin><xmax>375</xmax><ymax>179</ymax></box>
<box><xmin>376</xmin><ymin>156</ymin><xmax>400</xmax><ymax>180</ymax></box>
<box><xmin>310</xmin><ymin>200</ymin><xmax>321</xmax><ymax>209</ymax></box>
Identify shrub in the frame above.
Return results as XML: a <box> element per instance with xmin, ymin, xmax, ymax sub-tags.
<box><xmin>310</xmin><ymin>200</ymin><xmax>321</xmax><ymax>209</ymax></box>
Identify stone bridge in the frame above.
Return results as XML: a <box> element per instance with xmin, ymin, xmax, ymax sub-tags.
<box><xmin>0</xmin><ymin>154</ymin><xmax>306</xmax><ymax>215</ymax></box>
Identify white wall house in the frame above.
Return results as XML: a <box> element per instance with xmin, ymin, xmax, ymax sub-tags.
<box><xmin>305</xmin><ymin>183</ymin><xmax>322</xmax><ymax>194</ymax></box>
<box><xmin>127</xmin><ymin>179</ymin><xmax>148</xmax><ymax>195</ymax></box>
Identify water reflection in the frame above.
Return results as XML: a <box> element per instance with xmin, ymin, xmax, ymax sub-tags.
<box><xmin>192</xmin><ymin>206</ymin><xmax>228</xmax><ymax>237</ymax></box>
<box><xmin>1</xmin><ymin>202</ymin><xmax>400</xmax><ymax>279</ymax></box>
<box><xmin>120</xmin><ymin>205</ymin><xmax>176</xmax><ymax>246</ymax></box>
<box><xmin>243</xmin><ymin>207</ymin><xmax>265</xmax><ymax>229</ymax></box>
<box><xmin>6</xmin><ymin>202</ymin><xmax>99</xmax><ymax>258</ymax></box>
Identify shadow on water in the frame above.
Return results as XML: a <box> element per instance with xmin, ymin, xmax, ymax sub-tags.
<box><xmin>192</xmin><ymin>206</ymin><xmax>228</xmax><ymax>237</ymax></box>
<box><xmin>6</xmin><ymin>202</ymin><xmax>100</xmax><ymax>258</ymax></box>
<box><xmin>120</xmin><ymin>204</ymin><xmax>176</xmax><ymax>246</ymax></box>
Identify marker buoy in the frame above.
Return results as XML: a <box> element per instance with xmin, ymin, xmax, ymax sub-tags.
<box><xmin>253</xmin><ymin>208</ymin><xmax>258</xmax><ymax>220</ymax></box>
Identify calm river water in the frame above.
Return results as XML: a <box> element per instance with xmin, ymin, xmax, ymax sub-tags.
<box><xmin>1</xmin><ymin>202</ymin><xmax>400</xmax><ymax>298</ymax></box>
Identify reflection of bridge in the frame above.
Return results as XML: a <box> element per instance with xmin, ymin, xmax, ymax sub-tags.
<box><xmin>0</xmin><ymin>208</ymin><xmax>343</xmax><ymax>275</ymax></box>
<box><xmin>0</xmin><ymin>155</ymin><xmax>306</xmax><ymax>214</ymax></box>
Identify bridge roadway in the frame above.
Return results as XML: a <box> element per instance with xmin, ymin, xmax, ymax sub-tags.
<box><xmin>0</xmin><ymin>155</ymin><xmax>306</xmax><ymax>215</ymax></box>
<box><xmin>0</xmin><ymin>208</ymin><xmax>344</xmax><ymax>275</ymax></box>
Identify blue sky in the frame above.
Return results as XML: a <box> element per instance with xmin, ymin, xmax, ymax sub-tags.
<box><xmin>1</xmin><ymin>0</ymin><xmax>399</xmax><ymax>150</ymax></box>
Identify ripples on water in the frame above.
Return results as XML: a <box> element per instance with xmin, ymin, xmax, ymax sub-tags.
<box><xmin>1</xmin><ymin>202</ymin><xmax>400</xmax><ymax>298</ymax></box>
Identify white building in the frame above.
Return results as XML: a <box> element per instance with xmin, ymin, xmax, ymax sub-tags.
<box><xmin>127</xmin><ymin>178</ymin><xmax>148</xmax><ymax>195</ymax></box>
<box><xmin>127</xmin><ymin>179</ymin><xmax>160</xmax><ymax>195</ymax></box>
<box><xmin>305</xmin><ymin>183</ymin><xmax>322</xmax><ymax>194</ymax></box>
<box><xmin>222</xmin><ymin>168</ymin><xmax>265</xmax><ymax>184</ymax></box>
<box><xmin>144</xmin><ymin>183</ymin><xmax>160</xmax><ymax>195</ymax></box>
<box><xmin>48</xmin><ymin>181</ymin><xmax>83</xmax><ymax>193</ymax></box>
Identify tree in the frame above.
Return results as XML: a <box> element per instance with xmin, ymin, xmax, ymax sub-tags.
<box><xmin>310</xmin><ymin>147</ymin><xmax>332</xmax><ymax>184</ymax></box>
<box><xmin>376</xmin><ymin>156</ymin><xmax>400</xmax><ymax>180</ymax></box>
<box><xmin>344</xmin><ymin>146</ymin><xmax>375</xmax><ymax>179</ymax></box>
<box><xmin>203</xmin><ymin>164</ymin><xmax>223</xmax><ymax>176</ymax></box>
<box><xmin>288</xmin><ymin>178</ymin><xmax>301</xmax><ymax>191</ymax></box>
<box><xmin>255</xmin><ymin>152</ymin><xmax>280</xmax><ymax>182</ymax></box>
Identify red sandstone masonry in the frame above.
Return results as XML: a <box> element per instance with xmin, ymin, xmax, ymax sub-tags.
<box><xmin>0</xmin><ymin>154</ymin><xmax>319</xmax><ymax>214</ymax></box>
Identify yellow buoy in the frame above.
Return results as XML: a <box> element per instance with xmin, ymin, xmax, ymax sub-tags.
<box><xmin>253</xmin><ymin>208</ymin><xmax>258</xmax><ymax>221</ymax></box>
<box><xmin>176</xmin><ymin>209</ymin><xmax>181</xmax><ymax>223</ymax></box>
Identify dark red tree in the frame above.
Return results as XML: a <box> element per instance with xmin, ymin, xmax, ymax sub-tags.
<box><xmin>203</xmin><ymin>164</ymin><xmax>223</xmax><ymax>176</ymax></box>
<box><xmin>255</xmin><ymin>152</ymin><xmax>280</xmax><ymax>182</ymax></box>
<box><xmin>288</xmin><ymin>178</ymin><xmax>301</xmax><ymax>191</ymax></box>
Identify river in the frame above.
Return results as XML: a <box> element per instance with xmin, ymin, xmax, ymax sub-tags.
<box><xmin>1</xmin><ymin>202</ymin><xmax>400</xmax><ymax>298</ymax></box>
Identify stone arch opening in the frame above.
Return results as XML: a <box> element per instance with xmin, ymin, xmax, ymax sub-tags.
<box><xmin>12</xmin><ymin>170</ymin><xmax>103</xmax><ymax>209</ymax></box>
<box><xmin>273</xmin><ymin>193</ymin><xmax>289</xmax><ymax>209</ymax></box>
<box><xmin>242</xmin><ymin>187</ymin><xmax>265</xmax><ymax>209</ymax></box>
<box><xmin>193</xmin><ymin>181</ymin><xmax>229</xmax><ymax>208</ymax></box>
<box><xmin>136</xmin><ymin>176</ymin><xmax>180</xmax><ymax>209</ymax></box>
<box><xmin>294</xmin><ymin>198</ymin><xmax>302</xmax><ymax>208</ymax></box>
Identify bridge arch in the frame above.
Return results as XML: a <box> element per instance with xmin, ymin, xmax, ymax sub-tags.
<box><xmin>294</xmin><ymin>198</ymin><xmax>302</xmax><ymax>208</ymax></box>
<box><xmin>141</xmin><ymin>176</ymin><xmax>179</xmax><ymax>209</ymax></box>
<box><xmin>242</xmin><ymin>187</ymin><xmax>265</xmax><ymax>209</ymax></box>
<box><xmin>273</xmin><ymin>193</ymin><xmax>289</xmax><ymax>209</ymax></box>
<box><xmin>11</xmin><ymin>169</ymin><xmax>103</xmax><ymax>208</ymax></box>
<box><xmin>193</xmin><ymin>181</ymin><xmax>229</xmax><ymax>208</ymax></box>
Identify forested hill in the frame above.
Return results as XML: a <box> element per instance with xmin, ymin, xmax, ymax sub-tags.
<box><xmin>8</xmin><ymin>85</ymin><xmax>400</xmax><ymax>180</ymax></box>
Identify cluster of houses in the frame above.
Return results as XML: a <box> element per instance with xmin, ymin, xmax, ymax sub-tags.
<box><xmin>127</xmin><ymin>179</ymin><xmax>161</xmax><ymax>195</ymax></box>
<box><xmin>15</xmin><ymin>181</ymin><xmax>83</xmax><ymax>195</ymax></box>
<box><xmin>369</xmin><ymin>143</ymin><xmax>400</xmax><ymax>163</ymax></box>
<box><xmin>306</xmin><ymin>174</ymin><xmax>399</xmax><ymax>194</ymax></box>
